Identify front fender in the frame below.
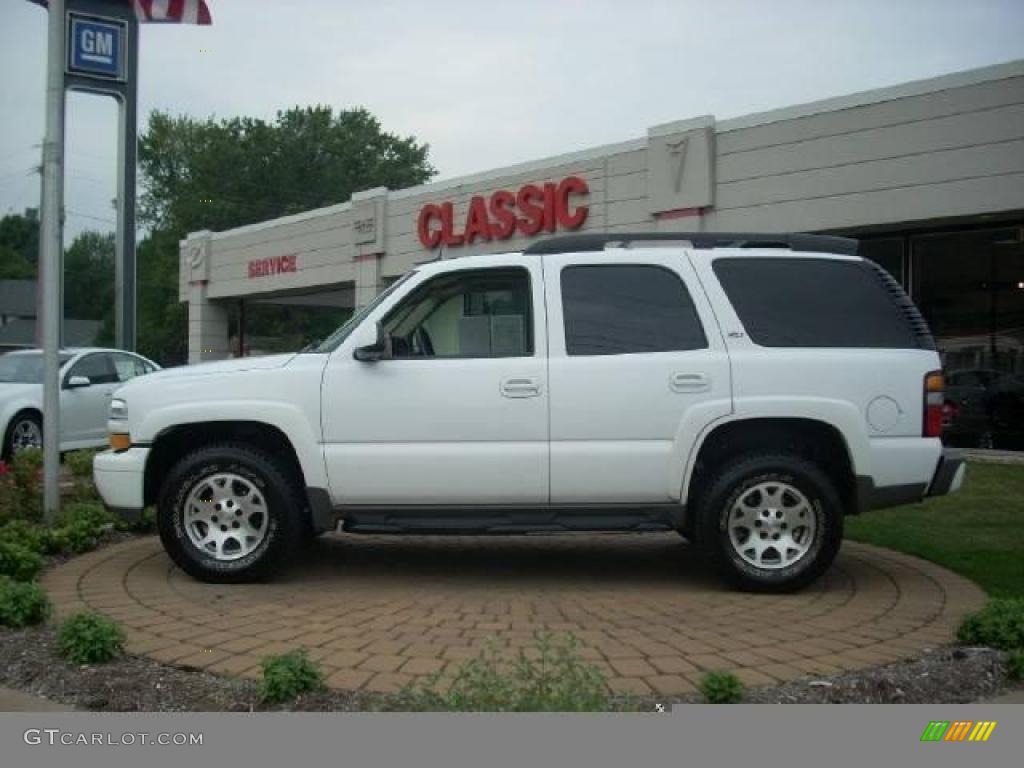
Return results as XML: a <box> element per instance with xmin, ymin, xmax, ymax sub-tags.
<box><xmin>136</xmin><ymin>400</ymin><xmax>327</xmax><ymax>489</ymax></box>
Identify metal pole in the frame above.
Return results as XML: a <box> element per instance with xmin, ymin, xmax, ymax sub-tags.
<box><xmin>114</xmin><ymin>16</ymin><xmax>138</xmax><ymax>351</ymax></box>
<box><xmin>40</xmin><ymin>0</ymin><xmax>66</xmax><ymax>523</ymax></box>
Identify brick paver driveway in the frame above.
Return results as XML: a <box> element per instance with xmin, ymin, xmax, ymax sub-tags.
<box><xmin>42</xmin><ymin>534</ymin><xmax>985</xmax><ymax>696</ymax></box>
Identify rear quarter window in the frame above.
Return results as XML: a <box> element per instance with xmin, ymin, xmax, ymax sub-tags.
<box><xmin>712</xmin><ymin>257</ymin><xmax>921</xmax><ymax>348</ymax></box>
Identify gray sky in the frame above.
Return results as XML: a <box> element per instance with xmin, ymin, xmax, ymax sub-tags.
<box><xmin>2</xmin><ymin>0</ymin><xmax>1023</xmax><ymax>241</ymax></box>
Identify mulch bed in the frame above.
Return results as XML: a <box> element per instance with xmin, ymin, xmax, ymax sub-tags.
<box><xmin>0</xmin><ymin>623</ymin><xmax>1014</xmax><ymax>711</ymax></box>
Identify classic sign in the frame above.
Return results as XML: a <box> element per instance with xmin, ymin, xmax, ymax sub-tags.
<box><xmin>417</xmin><ymin>176</ymin><xmax>589</xmax><ymax>249</ymax></box>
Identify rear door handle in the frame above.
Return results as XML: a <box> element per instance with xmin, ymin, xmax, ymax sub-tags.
<box><xmin>670</xmin><ymin>372</ymin><xmax>710</xmax><ymax>393</ymax></box>
<box><xmin>500</xmin><ymin>377</ymin><xmax>542</xmax><ymax>398</ymax></box>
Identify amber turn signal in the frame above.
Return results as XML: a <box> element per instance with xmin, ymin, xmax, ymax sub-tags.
<box><xmin>108</xmin><ymin>433</ymin><xmax>131</xmax><ymax>451</ymax></box>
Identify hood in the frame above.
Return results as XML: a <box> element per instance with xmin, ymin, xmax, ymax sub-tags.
<box><xmin>133</xmin><ymin>353</ymin><xmax>297</xmax><ymax>383</ymax></box>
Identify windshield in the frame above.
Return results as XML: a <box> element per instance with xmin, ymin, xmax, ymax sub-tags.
<box><xmin>314</xmin><ymin>272</ymin><xmax>415</xmax><ymax>352</ymax></box>
<box><xmin>0</xmin><ymin>352</ymin><xmax>73</xmax><ymax>383</ymax></box>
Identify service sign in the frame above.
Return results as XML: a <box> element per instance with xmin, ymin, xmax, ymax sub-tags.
<box><xmin>418</xmin><ymin>176</ymin><xmax>589</xmax><ymax>249</ymax></box>
<box><xmin>66</xmin><ymin>13</ymin><xmax>126</xmax><ymax>82</ymax></box>
<box><xmin>248</xmin><ymin>254</ymin><xmax>298</xmax><ymax>279</ymax></box>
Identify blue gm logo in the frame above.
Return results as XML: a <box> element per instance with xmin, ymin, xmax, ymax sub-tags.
<box><xmin>67</xmin><ymin>14</ymin><xmax>125</xmax><ymax>81</ymax></box>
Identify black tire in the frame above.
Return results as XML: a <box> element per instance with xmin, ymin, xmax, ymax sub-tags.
<box><xmin>3</xmin><ymin>411</ymin><xmax>43</xmax><ymax>460</ymax></box>
<box><xmin>695</xmin><ymin>453</ymin><xmax>843</xmax><ymax>593</ymax></box>
<box><xmin>157</xmin><ymin>443</ymin><xmax>304</xmax><ymax>583</ymax></box>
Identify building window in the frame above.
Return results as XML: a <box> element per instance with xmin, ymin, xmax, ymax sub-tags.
<box><xmin>560</xmin><ymin>264</ymin><xmax>707</xmax><ymax>355</ymax></box>
<box><xmin>912</xmin><ymin>226</ymin><xmax>1024</xmax><ymax>449</ymax></box>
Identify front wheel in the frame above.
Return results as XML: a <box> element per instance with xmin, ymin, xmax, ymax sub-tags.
<box><xmin>695</xmin><ymin>453</ymin><xmax>843</xmax><ymax>593</ymax></box>
<box><xmin>157</xmin><ymin>443</ymin><xmax>304</xmax><ymax>583</ymax></box>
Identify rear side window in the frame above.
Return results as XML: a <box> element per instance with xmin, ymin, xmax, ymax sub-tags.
<box><xmin>561</xmin><ymin>264</ymin><xmax>707</xmax><ymax>355</ymax></box>
<box><xmin>713</xmin><ymin>257</ymin><xmax>922</xmax><ymax>349</ymax></box>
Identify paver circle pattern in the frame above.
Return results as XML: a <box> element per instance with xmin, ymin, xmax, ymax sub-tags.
<box><xmin>42</xmin><ymin>534</ymin><xmax>986</xmax><ymax>696</ymax></box>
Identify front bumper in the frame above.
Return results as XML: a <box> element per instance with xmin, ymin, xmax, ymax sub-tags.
<box><xmin>93</xmin><ymin>446</ymin><xmax>149</xmax><ymax>521</ymax></box>
<box><xmin>927</xmin><ymin>448</ymin><xmax>966</xmax><ymax>497</ymax></box>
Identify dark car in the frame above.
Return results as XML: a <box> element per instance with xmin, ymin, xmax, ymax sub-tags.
<box><xmin>944</xmin><ymin>368</ymin><xmax>1024</xmax><ymax>449</ymax></box>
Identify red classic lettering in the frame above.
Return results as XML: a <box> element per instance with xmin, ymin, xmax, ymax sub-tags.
<box><xmin>417</xmin><ymin>204</ymin><xmax>443</xmax><ymax>249</ymax></box>
<box><xmin>516</xmin><ymin>184</ymin><xmax>545</xmax><ymax>236</ymax></box>
<box><xmin>557</xmin><ymin>176</ymin><xmax>589</xmax><ymax>229</ymax></box>
<box><xmin>464</xmin><ymin>195</ymin><xmax>492</xmax><ymax>244</ymax></box>
<box><xmin>415</xmin><ymin>177</ymin><xmax>590</xmax><ymax>249</ymax></box>
<box><xmin>440</xmin><ymin>201</ymin><xmax>464</xmax><ymax>246</ymax></box>
<box><xmin>488</xmin><ymin>190</ymin><xmax>517</xmax><ymax>239</ymax></box>
<box><xmin>542</xmin><ymin>182</ymin><xmax>558</xmax><ymax>233</ymax></box>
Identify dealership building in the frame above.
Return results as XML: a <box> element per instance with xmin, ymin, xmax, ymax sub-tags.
<box><xmin>180</xmin><ymin>59</ymin><xmax>1024</xmax><ymax>441</ymax></box>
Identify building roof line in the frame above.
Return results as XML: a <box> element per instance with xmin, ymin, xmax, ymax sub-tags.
<box><xmin>194</xmin><ymin>58</ymin><xmax>1023</xmax><ymax>244</ymax></box>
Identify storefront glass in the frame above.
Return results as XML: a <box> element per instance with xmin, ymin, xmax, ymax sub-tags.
<box><xmin>911</xmin><ymin>226</ymin><xmax>1024</xmax><ymax>449</ymax></box>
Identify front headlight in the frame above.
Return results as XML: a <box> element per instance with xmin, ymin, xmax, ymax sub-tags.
<box><xmin>109</xmin><ymin>398</ymin><xmax>128</xmax><ymax>420</ymax></box>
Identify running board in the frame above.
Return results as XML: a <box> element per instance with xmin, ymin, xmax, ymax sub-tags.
<box><xmin>339</xmin><ymin>504</ymin><xmax>684</xmax><ymax>535</ymax></box>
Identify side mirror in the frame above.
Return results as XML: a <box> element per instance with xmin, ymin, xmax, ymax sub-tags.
<box><xmin>65</xmin><ymin>375</ymin><xmax>91</xmax><ymax>389</ymax></box>
<box><xmin>353</xmin><ymin>322</ymin><xmax>393</xmax><ymax>362</ymax></box>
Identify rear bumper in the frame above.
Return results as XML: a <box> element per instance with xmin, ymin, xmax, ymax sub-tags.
<box><xmin>93</xmin><ymin>447</ymin><xmax>149</xmax><ymax>520</ymax></box>
<box><xmin>856</xmin><ymin>448</ymin><xmax>965</xmax><ymax>512</ymax></box>
<box><xmin>927</xmin><ymin>449</ymin><xmax>966</xmax><ymax>497</ymax></box>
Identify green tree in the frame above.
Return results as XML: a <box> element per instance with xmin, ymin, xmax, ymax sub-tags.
<box><xmin>0</xmin><ymin>210</ymin><xmax>39</xmax><ymax>280</ymax></box>
<box><xmin>0</xmin><ymin>209</ymin><xmax>39</xmax><ymax>266</ymax></box>
<box><xmin>136</xmin><ymin>105</ymin><xmax>435</xmax><ymax>362</ymax></box>
<box><xmin>140</xmin><ymin>106</ymin><xmax>435</xmax><ymax>234</ymax></box>
<box><xmin>63</xmin><ymin>230</ymin><xmax>114</xmax><ymax>322</ymax></box>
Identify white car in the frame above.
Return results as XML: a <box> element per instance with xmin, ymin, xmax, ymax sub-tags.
<box><xmin>0</xmin><ymin>347</ymin><xmax>159</xmax><ymax>458</ymax></box>
<box><xmin>95</xmin><ymin>232</ymin><xmax>965</xmax><ymax>591</ymax></box>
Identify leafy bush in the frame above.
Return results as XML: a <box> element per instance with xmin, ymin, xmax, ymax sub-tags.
<box><xmin>393</xmin><ymin>634</ymin><xmax>609</xmax><ymax>712</ymax></box>
<box><xmin>0</xmin><ymin>519</ymin><xmax>52</xmax><ymax>553</ymax></box>
<box><xmin>957</xmin><ymin>599</ymin><xmax>1024</xmax><ymax>651</ymax></box>
<box><xmin>698</xmin><ymin>671</ymin><xmax>744</xmax><ymax>704</ymax></box>
<box><xmin>0</xmin><ymin>540</ymin><xmax>45</xmax><ymax>581</ymax></box>
<box><xmin>1008</xmin><ymin>650</ymin><xmax>1024</xmax><ymax>682</ymax></box>
<box><xmin>259</xmin><ymin>649</ymin><xmax>325</xmax><ymax>703</ymax></box>
<box><xmin>64</xmin><ymin>450</ymin><xmax>97</xmax><ymax>482</ymax></box>
<box><xmin>0</xmin><ymin>448</ymin><xmax>44</xmax><ymax>522</ymax></box>
<box><xmin>56</xmin><ymin>612</ymin><xmax>124</xmax><ymax>664</ymax></box>
<box><xmin>0</xmin><ymin>576</ymin><xmax>51</xmax><ymax>627</ymax></box>
<box><xmin>48</xmin><ymin>501</ymin><xmax>113</xmax><ymax>554</ymax></box>
<box><xmin>65</xmin><ymin>450</ymin><xmax>101</xmax><ymax>503</ymax></box>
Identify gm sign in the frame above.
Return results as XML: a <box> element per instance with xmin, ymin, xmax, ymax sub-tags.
<box><xmin>67</xmin><ymin>13</ymin><xmax>126</xmax><ymax>81</ymax></box>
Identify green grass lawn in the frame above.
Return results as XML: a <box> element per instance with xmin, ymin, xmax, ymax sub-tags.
<box><xmin>845</xmin><ymin>462</ymin><xmax>1024</xmax><ymax>597</ymax></box>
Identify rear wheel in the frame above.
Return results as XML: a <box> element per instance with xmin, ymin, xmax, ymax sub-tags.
<box><xmin>695</xmin><ymin>453</ymin><xmax>843</xmax><ymax>593</ymax></box>
<box><xmin>157</xmin><ymin>443</ymin><xmax>303</xmax><ymax>583</ymax></box>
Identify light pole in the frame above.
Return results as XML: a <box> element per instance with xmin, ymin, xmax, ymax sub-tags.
<box><xmin>40</xmin><ymin>0</ymin><xmax>65</xmax><ymax>524</ymax></box>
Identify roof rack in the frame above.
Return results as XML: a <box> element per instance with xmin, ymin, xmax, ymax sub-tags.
<box><xmin>522</xmin><ymin>232</ymin><xmax>859</xmax><ymax>256</ymax></box>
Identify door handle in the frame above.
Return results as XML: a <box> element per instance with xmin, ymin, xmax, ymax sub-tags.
<box><xmin>500</xmin><ymin>377</ymin><xmax>542</xmax><ymax>398</ymax></box>
<box><xmin>670</xmin><ymin>372</ymin><xmax>710</xmax><ymax>393</ymax></box>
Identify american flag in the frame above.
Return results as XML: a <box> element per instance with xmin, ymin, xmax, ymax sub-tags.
<box><xmin>27</xmin><ymin>0</ymin><xmax>212</xmax><ymax>25</ymax></box>
<box><xmin>134</xmin><ymin>0</ymin><xmax>212</xmax><ymax>25</ymax></box>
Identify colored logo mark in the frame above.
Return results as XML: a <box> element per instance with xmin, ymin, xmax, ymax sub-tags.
<box><xmin>920</xmin><ymin>721</ymin><xmax>997</xmax><ymax>743</ymax></box>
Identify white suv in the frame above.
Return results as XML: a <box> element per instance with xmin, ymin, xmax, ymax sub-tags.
<box><xmin>94</xmin><ymin>232</ymin><xmax>965</xmax><ymax>592</ymax></box>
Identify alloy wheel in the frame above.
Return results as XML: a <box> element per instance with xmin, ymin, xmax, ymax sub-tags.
<box><xmin>184</xmin><ymin>472</ymin><xmax>270</xmax><ymax>561</ymax></box>
<box><xmin>727</xmin><ymin>480</ymin><xmax>818</xmax><ymax>570</ymax></box>
<box><xmin>11</xmin><ymin>419</ymin><xmax>42</xmax><ymax>453</ymax></box>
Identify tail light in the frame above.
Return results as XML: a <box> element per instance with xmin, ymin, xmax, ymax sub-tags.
<box><xmin>924</xmin><ymin>371</ymin><xmax>945</xmax><ymax>437</ymax></box>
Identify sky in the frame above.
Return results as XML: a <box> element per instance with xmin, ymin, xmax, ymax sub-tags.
<box><xmin>1</xmin><ymin>0</ymin><xmax>1023</xmax><ymax>242</ymax></box>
